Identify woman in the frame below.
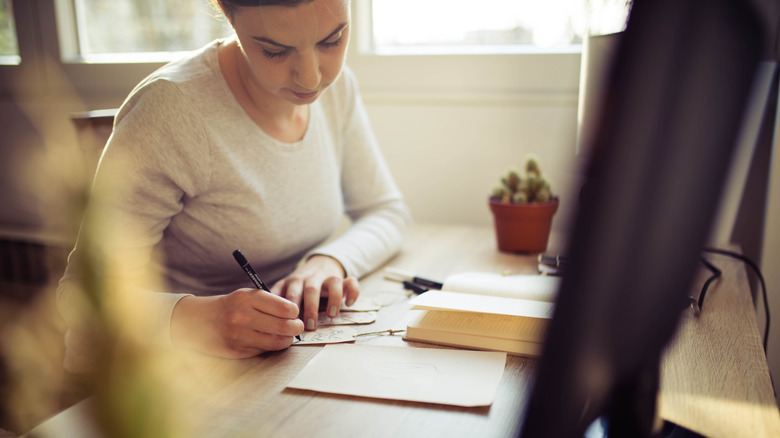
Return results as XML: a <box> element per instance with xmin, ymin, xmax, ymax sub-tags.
<box><xmin>57</xmin><ymin>0</ymin><xmax>410</xmax><ymax>370</ymax></box>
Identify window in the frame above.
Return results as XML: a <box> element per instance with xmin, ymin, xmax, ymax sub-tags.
<box><xmin>346</xmin><ymin>0</ymin><xmax>584</xmax><ymax>103</ymax></box>
<box><xmin>370</xmin><ymin>0</ymin><xmax>587</xmax><ymax>54</ymax></box>
<box><xmin>0</xmin><ymin>0</ymin><xmax>19</xmax><ymax>64</ymax></box>
<box><xmin>0</xmin><ymin>0</ymin><xmax>587</xmax><ymax>101</ymax></box>
<box><xmin>71</xmin><ymin>0</ymin><xmax>232</xmax><ymax>61</ymax></box>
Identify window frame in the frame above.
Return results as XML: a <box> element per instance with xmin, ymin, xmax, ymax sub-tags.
<box><xmin>0</xmin><ymin>0</ymin><xmax>20</xmax><ymax>64</ymax></box>
<box><xmin>0</xmin><ymin>0</ymin><xmax>169</xmax><ymax>100</ymax></box>
<box><xmin>348</xmin><ymin>0</ymin><xmax>582</xmax><ymax>106</ymax></box>
<box><xmin>50</xmin><ymin>0</ymin><xmax>168</xmax><ymax>100</ymax></box>
<box><xmin>0</xmin><ymin>0</ymin><xmax>45</xmax><ymax>98</ymax></box>
<box><xmin>0</xmin><ymin>0</ymin><xmax>582</xmax><ymax>106</ymax></box>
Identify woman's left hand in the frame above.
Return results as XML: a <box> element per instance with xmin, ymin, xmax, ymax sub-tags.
<box><xmin>270</xmin><ymin>255</ymin><xmax>359</xmax><ymax>331</ymax></box>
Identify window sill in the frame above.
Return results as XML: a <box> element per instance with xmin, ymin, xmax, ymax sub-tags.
<box><xmin>367</xmin><ymin>44</ymin><xmax>581</xmax><ymax>57</ymax></box>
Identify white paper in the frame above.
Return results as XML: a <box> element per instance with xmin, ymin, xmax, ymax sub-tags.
<box><xmin>287</xmin><ymin>344</ymin><xmax>507</xmax><ymax>407</ymax></box>
<box><xmin>409</xmin><ymin>290</ymin><xmax>554</xmax><ymax>319</ymax></box>
<box><xmin>443</xmin><ymin>271</ymin><xmax>561</xmax><ymax>302</ymax></box>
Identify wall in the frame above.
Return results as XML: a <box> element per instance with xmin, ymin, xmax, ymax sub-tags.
<box><xmin>363</xmin><ymin>96</ymin><xmax>580</xmax><ymax>232</ymax></box>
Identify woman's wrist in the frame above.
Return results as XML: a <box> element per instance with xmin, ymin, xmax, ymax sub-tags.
<box><xmin>306</xmin><ymin>254</ymin><xmax>346</xmax><ymax>278</ymax></box>
<box><xmin>170</xmin><ymin>295</ymin><xmax>208</xmax><ymax>350</ymax></box>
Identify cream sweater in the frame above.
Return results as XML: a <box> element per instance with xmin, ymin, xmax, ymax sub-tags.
<box><xmin>58</xmin><ymin>40</ymin><xmax>410</xmax><ymax>371</ymax></box>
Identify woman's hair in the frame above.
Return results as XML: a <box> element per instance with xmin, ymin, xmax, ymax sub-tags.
<box><xmin>213</xmin><ymin>0</ymin><xmax>315</xmax><ymax>21</ymax></box>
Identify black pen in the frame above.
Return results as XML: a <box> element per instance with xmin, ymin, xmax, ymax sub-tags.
<box><xmin>233</xmin><ymin>249</ymin><xmax>301</xmax><ymax>341</ymax></box>
<box><xmin>384</xmin><ymin>267</ymin><xmax>443</xmax><ymax>290</ymax></box>
<box><xmin>402</xmin><ymin>280</ymin><xmax>429</xmax><ymax>294</ymax></box>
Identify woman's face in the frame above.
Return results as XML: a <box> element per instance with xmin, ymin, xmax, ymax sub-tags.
<box><xmin>228</xmin><ymin>0</ymin><xmax>350</xmax><ymax>105</ymax></box>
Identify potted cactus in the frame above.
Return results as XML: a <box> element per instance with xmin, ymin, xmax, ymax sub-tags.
<box><xmin>489</xmin><ymin>156</ymin><xmax>559</xmax><ymax>253</ymax></box>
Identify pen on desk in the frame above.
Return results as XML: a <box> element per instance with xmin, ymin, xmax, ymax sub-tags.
<box><xmin>232</xmin><ymin>249</ymin><xmax>301</xmax><ymax>341</ymax></box>
<box><xmin>402</xmin><ymin>280</ymin><xmax>429</xmax><ymax>294</ymax></box>
<box><xmin>384</xmin><ymin>267</ymin><xmax>443</xmax><ymax>290</ymax></box>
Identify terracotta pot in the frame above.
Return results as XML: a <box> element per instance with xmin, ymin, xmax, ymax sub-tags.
<box><xmin>488</xmin><ymin>198</ymin><xmax>559</xmax><ymax>253</ymax></box>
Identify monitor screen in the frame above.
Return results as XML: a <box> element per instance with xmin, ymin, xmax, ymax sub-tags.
<box><xmin>520</xmin><ymin>0</ymin><xmax>764</xmax><ymax>436</ymax></box>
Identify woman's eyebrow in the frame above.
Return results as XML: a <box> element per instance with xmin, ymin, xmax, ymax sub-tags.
<box><xmin>251</xmin><ymin>23</ymin><xmax>348</xmax><ymax>49</ymax></box>
<box><xmin>319</xmin><ymin>23</ymin><xmax>348</xmax><ymax>43</ymax></box>
<box><xmin>251</xmin><ymin>36</ymin><xmax>293</xmax><ymax>50</ymax></box>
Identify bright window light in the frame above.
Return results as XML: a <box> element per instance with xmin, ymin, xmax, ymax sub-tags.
<box><xmin>0</xmin><ymin>0</ymin><xmax>19</xmax><ymax>63</ymax></box>
<box><xmin>73</xmin><ymin>0</ymin><xmax>232</xmax><ymax>57</ymax></box>
<box><xmin>371</xmin><ymin>0</ymin><xmax>588</xmax><ymax>53</ymax></box>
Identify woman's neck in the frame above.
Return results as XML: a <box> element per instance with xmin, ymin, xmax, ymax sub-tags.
<box><xmin>219</xmin><ymin>39</ymin><xmax>309</xmax><ymax>143</ymax></box>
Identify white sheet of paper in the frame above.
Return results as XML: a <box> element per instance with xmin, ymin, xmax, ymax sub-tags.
<box><xmin>409</xmin><ymin>290</ymin><xmax>554</xmax><ymax>319</ymax></box>
<box><xmin>287</xmin><ymin>344</ymin><xmax>507</xmax><ymax>407</ymax></box>
<box><xmin>443</xmin><ymin>272</ymin><xmax>561</xmax><ymax>301</ymax></box>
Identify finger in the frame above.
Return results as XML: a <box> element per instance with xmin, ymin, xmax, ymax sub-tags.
<box><xmin>214</xmin><ymin>292</ymin><xmax>304</xmax><ymax>356</ymax></box>
<box><xmin>248</xmin><ymin>290</ymin><xmax>300</xmax><ymax>319</ymax></box>
<box><xmin>269</xmin><ymin>280</ymin><xmax>285</xmax><ymax>297</ymax></box>
<box><xmin>302</xmin><ymin>281</ymin><xmax>323</xmax><ymax>331</ymax></box>
<box><xmin>244</xmin><ymin>311</ymin><xmax>304</xmax><ymax>338</ymax></box>
<box><xmin>343</xmin><ymin>277</ymin><xmax>360</xmax><ymax>307</ymax></box>
<box><xmin>277</xmin><ymin>277</ymin><xmax>305</xmax><ymax>310</ymax></box>
<box><xmin>323</xmin><ymin>277</ymin><xmax>343</xmax><ymax>318</ymax></box>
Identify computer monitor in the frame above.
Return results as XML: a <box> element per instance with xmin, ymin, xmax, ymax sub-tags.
<box><xmin>520</xmin><ymin>0</ymin><xmax>763</xmax><ymax>436</ymax></box>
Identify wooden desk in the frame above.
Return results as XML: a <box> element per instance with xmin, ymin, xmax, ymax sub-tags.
<box><xmin>24</xmin><ymin>224</ymin><xmax>780</xmax><ymax>438</ymax></box>
<box><xmin>659</xmin><ymin>249</ymin><xmax>780</xmax><ymax>437</ymax></box>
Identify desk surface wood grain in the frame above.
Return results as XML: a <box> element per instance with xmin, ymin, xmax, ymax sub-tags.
<box><xmin>176</xmin><ymin>224</ymin><xmax>779</xmax><ymax>437</ymax></box>
<box><xmin>659</xmin><ymin>249</ymin><xmax>780</xmax><ymax>438</ymax></box>
<box><xmin>25</xmin><ymin>224</ymin><xmax>780</xmax><ymax>438</ymax></box>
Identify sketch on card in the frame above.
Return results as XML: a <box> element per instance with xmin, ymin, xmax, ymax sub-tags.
<box><xmin>319</xmin><ymin>311</ymin><xmax>377</xmax><ymax>326</ymax></box>
<box><xmin>294</xmin><ymin>326</ymin><xmax>357</xmax><ymax>345</ymax></box>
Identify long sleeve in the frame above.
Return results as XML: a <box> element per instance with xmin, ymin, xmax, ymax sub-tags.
<box><xmin>307</xmin><ymin>68</ymin><xmax>412</xmax><ymax>278</ymax></box>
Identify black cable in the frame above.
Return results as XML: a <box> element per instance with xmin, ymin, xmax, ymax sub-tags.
<box><xmin>702</xmin><ymin>247</ymin><xmax>770</xmax><ymax>353</ymax></box>
<box><xmin>697</xmin><ymin>255</ymin><xmax>721</xmax><ymax>313</ymax></box>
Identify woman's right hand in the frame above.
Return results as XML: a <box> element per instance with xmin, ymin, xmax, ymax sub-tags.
<box><xmin>170</xmin><ymin>288</ymin><xmax>305</xmax><ymax>359</ymax></box>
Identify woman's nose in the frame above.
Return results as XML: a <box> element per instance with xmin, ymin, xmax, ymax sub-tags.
<box><xmin>293</xmin><ymin>51</ymin><xmax>321</xmax><ymax>90</ymax></box>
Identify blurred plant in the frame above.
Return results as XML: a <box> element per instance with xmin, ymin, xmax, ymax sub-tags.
<box><xmin>2</xmin><ymin>55</ymin><xmax>193</xmax><ymax>438</ymax></box>
<box><xmin>490</xmin><ymin>156</ymin><xmax>556</xmax><ymax>204</ymax></box>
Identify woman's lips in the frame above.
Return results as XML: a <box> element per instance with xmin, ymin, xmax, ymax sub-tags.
<box><xmin>292</xmin><ymin>90</ymin><xmax>318</xmax><ymax>100</ymax></box>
